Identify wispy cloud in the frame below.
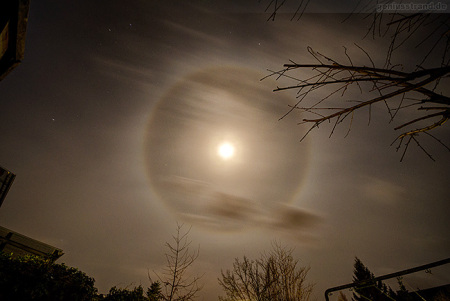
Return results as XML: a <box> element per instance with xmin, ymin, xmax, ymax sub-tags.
<box><xmin>361</xmin><ymin>176</ymin><xmax>406</xmax><ymax>205</ymax></box>
<box><xmin>158</xmin><ymin>175</ymin><xmax>322</xmax><ymax>239</ymax></box>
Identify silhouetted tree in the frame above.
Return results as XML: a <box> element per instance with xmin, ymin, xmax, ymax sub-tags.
<box><xmin>262</xmin><ymin>2</ymin><xmax>450</xmax><ymax>160</ymax></box>
<box><xmin>0</xmin><ymin>252</ymin><xmax>98</xmax><ymax>300</ymax></box>
<box><xmin>150</xmin><ymin>223</ymin><xmax>202</xmax><ymax>301</ymax></box>
<box><xmin>352</xmin><ymin>257</ymin><xmax>397</xmax><ymax>301</ymax></box>
<box><xmin>147</xmin><ymin>281</ymin><xmax>163</xmax><ymax>301</ymax></box>
<box><xmin>395</xmin><ymin>277</ymin><xmax>413</xmax><ymax>301</ymax></box>
<box><xmin>218</xmin><ymin>242</ymin><xmax>313</xmax><ymax>301</ymax></box>
<box><xmin>102</xmin><ymin>285</ymin><xmax>148</xmax><ymax>301</ymax></box>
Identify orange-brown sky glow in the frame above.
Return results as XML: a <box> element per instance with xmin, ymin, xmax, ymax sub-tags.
<box><xmin>0</xmin><ymin>1</ymin><xmax>449</xmax><ymax>300</ymax></box>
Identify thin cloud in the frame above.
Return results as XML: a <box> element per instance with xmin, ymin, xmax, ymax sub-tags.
<box><xmin>362</xmin><ymin>176</ymin><xmax>406</xmax><ymax>206</ymax></box>
<box><xmin>268</xmin><ymin>204</ymin><xmax>322</xmax><ymax>230</ymax></box>
<box><xmin>156</xmin><ymin>175</ymin><xmax>322</xmax><ymax>239</ymax></box>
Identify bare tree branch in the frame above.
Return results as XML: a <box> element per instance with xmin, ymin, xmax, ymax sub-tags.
<box><xmin>264</xmin><ymin>46</ymin><xmax>450</xmax><ymax>159</ymax></box>
<box><xmin>150</xmin><ymin>223</ymin><xmax>202</xmax><ymax>301</ymax></box>
<box><xmin>260</xmin><ymin>1</ymin><xmax>450</xmax><ymax>159</ymax></box>
<box><xmin>218</xmin><ymin>242</ymin><xmax>314</xmax><ymax>301</ymax></box>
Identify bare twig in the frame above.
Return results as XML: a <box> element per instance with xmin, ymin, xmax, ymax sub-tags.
<box><xmin>260</xmin><ymin>2</ymin><xmax>450</xmax><ymax>159</ymax></box>
<box><xmin>151</xmin><ymin>223</ymin><xmax>203</xmax><ymax>301</ymax></box>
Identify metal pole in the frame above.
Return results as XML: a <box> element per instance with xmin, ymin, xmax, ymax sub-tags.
<box><xmin>325</xmin><ymin>257</ymin><xmax>450</xmax><ymax>301</ymax></box>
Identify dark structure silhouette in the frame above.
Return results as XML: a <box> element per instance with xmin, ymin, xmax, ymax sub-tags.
<box><xmin>0</xmin><ymin>0</ymin><xmax>30</xmax><ymax>81</ymax></box>
<box><xmin>0</xmin><ymin>166</ymin><xmax>15</xmax><ymax>208</ymax></box>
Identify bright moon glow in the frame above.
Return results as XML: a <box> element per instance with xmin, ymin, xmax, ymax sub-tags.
<box><xmin>218</xmin><ymin>142</ymin><xmax>235</xmax><ymax>160</ymax></box>
<box><xmin>145</xmin><ymin>67</ymin><xmax>310</xmax><ymax>231</ymax></box>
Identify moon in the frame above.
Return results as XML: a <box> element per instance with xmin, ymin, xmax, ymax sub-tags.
<box><xmin>144</xmin><ymin>66</ymin><xmax>310</xmax><ymax>230</ymax></box>
<box><xmin>218</xmin><ymin>142</ymin><xmax>235</xmax><ymax>160</ymax></box>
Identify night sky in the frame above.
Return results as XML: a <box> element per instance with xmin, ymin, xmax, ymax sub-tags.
<box><xmin>1</xmin><ymin>1</ymin><xmax>449</xmax><ymax>299</ymax></box>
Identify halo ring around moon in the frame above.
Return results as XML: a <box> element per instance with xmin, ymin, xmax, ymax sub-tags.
<box><xmin>144</xmin><ymin>66</ymin><xmax>311</xmax><ymax>231</ymax></box>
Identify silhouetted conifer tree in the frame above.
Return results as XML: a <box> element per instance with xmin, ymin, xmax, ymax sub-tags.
<box><xmin>352</xmin><ymin>257</ymin><xmax>397</xmax><ymax>301</ymax></box>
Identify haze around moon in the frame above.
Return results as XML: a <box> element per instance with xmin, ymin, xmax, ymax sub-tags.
<box><xmin>144</xmin><ymin>66</ymin><xmax>312</xmax><ymax>231</ymax></box>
